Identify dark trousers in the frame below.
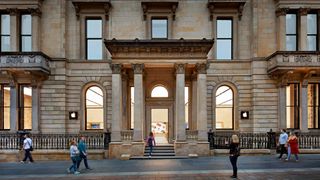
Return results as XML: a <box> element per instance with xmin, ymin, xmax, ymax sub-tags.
<box><xmin>278</xmin><ymin>144</ymin><xmax>287</xmax><ymax>158</ymax></box>
<box><xmin>69</xmin><ymin>156</ymin><xmax>78</xmax><ymax>172</ymax></box>
<box><xmin>149</xmin><ymin>145</ymin><xmax>153</xmax><ymax>156</ymax></box>
<box><xmin>77</xmin><ymin>153</ymin><xmax>90</xmax><ymax>169</ymax></box>
<box><xmin>229</xmin><ymin>155</ymin><xmax>238</xmax><ymax>177</ymax></box>
<box><xmin>22</xmin><ymin>149</ymin><xmax>34</xmax><ymax>162</ymax></box>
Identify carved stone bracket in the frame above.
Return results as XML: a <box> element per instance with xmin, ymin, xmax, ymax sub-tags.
<box><xmin>207</xmin><ymin>0</ymin><xmax>247</xmax><ymax>21</ymax></box>
<box><xmin>29</xmin><ymin>8</ymin><xmax>42</xmax><ymax>17</ymax></box>
<box><xmin>72</xmin><ymin>1</ymin><xmax>112</xmax><ymax>21</ymax></box>
<box><xmin>275</xmin><ymin>8</ymin><xmax>289</xmax><ymax>17</ymax></box>
<box><xmin>302</xmin><ymin>79</ymin><xmax>308</xmax><ymax>88</ymax></box>
<box><xmin>132</xmin><ymin>63</ymin><xmax>144</xmax><ymax>74</ymax></box>
<box><xmin>141</xmin><ymin>2</ymin><xmax>179</xmax><ymax>21</ymax></box>
<box><xmin>196</xmin><ymin>63</ymin><xmax>208</xmax><ymax>74</ymax></box>
<box><xmin>7</xmin><ymin>8</ymin><xmax>19</xmax><ymax>16</ymax></box>
<box><xmin>299</xmin><ymin>8</ymin><xmax>310</xmax><ymax>16</ymax></box>
<box><xmin>111</xmin><ymin>64</ymin><xmax>122</xmax><ymax>74</ymax></box>
<box><xmin>175</xmin><ymin>63</ymin><xmax>186</xmax><ymax>74</ymax></box>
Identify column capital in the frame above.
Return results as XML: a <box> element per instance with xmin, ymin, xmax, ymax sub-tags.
<box><xmin>174</xmin><ymin>63</ymin><xmax>186</xmax><ymax>74</ymax></box>
<box><xmin>275</xmin><ymin>8</ymin><xmax>289</xmax><ymax>17</ymax></box>
<box><xmin>31</xmin><ymin>79</ymin><xmax>42</xmax><ymax>89</ymax></box>
<box><xmin>196</xmin><ymin>63</ymin><xmax>208</xmax><ymax>74</ymax></box>
<box><xmin>302</xmin><ymin>79</ymin><xmax>308</xmax><ymax>88</ymax></box>
<box><xmin>299</xmin><ymin>8</ymin><xmax>310</xmax><ymax>16</ymax></box>
<box><xmin>132</xmin><ymin>63</ymin><xmax>144</xmax><ymax>74</ymax></box>
<box><xmin>111</xmin><ymin>64</ymin><xmax>122</xmax><ymax>74</ymax></box>
<box><xmin>30</xmin><ymin>8</ymin><xmax>42</xmax><ymax>17</ymax></box>
<box><xmin>7</xmin><ymin>8</ymin><xmax>19</xmax><ymax>16</ymax></box>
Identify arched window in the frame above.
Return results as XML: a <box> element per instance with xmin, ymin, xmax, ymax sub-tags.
<box><xmin>85</xmin><ymin>86</ymin><xmax>104</xmax><ymax>129</ymax></box>
<box><xmin>215</xmin><ymin>85</ymin><xmax>233</xmax><ymax>129</ymax></box>
<box><xmin>151</xmin><ymin>86</ymin><xmax>168</xmax><ymax>97</ymax></box>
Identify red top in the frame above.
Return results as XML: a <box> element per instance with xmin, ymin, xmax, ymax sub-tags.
<box><xmin>288</xmin><ymin>137</ymin><xmax>299</xmax><ymax>154</ymax></box>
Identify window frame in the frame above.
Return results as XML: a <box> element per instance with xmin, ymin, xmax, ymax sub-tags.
<box><xmin>215</xmin><ymin>85</ymin><xmax>234</xmax><ymax>130</ymax></box>
<box><xmin>0</xmin><ymin>14</ymin><xmax>10</xmax><ymax>52</ymax></box>
<box><xmin>20</xmin><ymin>14</ymin><xmax>32</xmax><ymax>52</ymax></box>
<box><xmin>0</xmin><ymin>84</ymin><xmax>10</xmax><ymax>130</ymax></box>
<box><xmin>285</xmin><ymin>12</ymin><xmax>298</xmax><ymax>51</ymax></box>
<box><xmin>151</xmin><ymin>17</ymin><xmax>168</xmax><ymax>40</ymax></box>
<box><xmin>286</xmin><ymin>83</ymin><xmax>300</xmax><ymax>129</ymax></box>
<box><xmin>307</xmin><ymin>12</ymin><xmax>318</xmax><ymax>51</ymax></box>
<box><xmin>308</xmin><ymin>83</ymin><xmax>320</xmax><ymax>129</ymax></box>
<box><xmin>216</xmin><ymin>17</ymin><xmax>233</xmax><ymax>60</ymax></box>
<box><xmin>85</xmin><ymin>17</ymin><xmax>103</xmax><ymax>60</ymax></box>
<box><xmin>18</xmin><ymin>85</ymin><xmax>32</xmax><ymax>130</ymax></box>
<box><xmin>85</xmin><ymin>86</ymin><xmax>104</xmax><ymax>130</ymax></box>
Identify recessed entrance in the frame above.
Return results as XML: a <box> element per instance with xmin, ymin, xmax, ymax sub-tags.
<box><xmin>151</xmin><ymin>109</ymin><xmax>169</xmax><ymax>144</ymax></box>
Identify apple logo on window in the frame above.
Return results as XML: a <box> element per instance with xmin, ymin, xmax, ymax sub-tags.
<box><xmin>69</xmin><ymin>111</ymin><xmax>78</xmax><ymax>120</ymax></box>
<box><xmin>241</xmin><ymin>111</ymin><xmax>249</xmax><ymax>119</ymax></box>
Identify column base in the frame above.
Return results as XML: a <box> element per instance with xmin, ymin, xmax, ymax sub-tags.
<box><xmin>109</xmin><ymin>142</ymin><xmax>145</xmax><ymax>159</ymax></box>
<box><xmin>174</xmin><ymin>141</ymin><xmax>209</xmax><ymax>156</ymax></box>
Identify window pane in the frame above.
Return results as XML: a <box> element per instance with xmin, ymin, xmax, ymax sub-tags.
<box><xmin>23</xmin><ymin>107</ymin><xmax>32</xmax><ymax>129</ymax></box>
<box><xmin>87</xmin><ymin>20</ymin><xmax>102</xmax><ymax>38</ymax></box>
<box><xmin>151</xmin><ymin>86</ymin><xmax>168</xmax><ymax>97</ymax></box>
<box><xmin>86</xmin><ymin>86</ymin><xmax>103</xmax><ymax>129</ymax></box>
<box><xmin>4</xmin><ymin>87</ymin><xmax>10</xmax><ymax>129</ymax></box>
<box><xmin>217</xmin><ymin>20</ymin><xmax>232</xmax><ymax>38</ymax></box>
<box><xmin>217</xmin><ymin>39</ymin><xmax>232</xmax><ymax>59</ymax></box>
<box><xmin>308</xmin><ymin>84</ymin><xmax>319</xmax><ymax>129</ymax></box>
<box><xmin>308</xmin><ymin>107</ymin><xmax>319</xmax><ymax>128</ymax></box>
<box><xmin>23</xmin><ymin>87</ymin><xmax>32</xmax><ymax>107</ymax></box>
<box><xmin>286</xmin><ymin>14</ymin><xmax>296</xmax><ymax>34</ymax></box>
<box><xmin>21</xmin><ymin>15</ymin><xmax>32</xmax><ymax>35</ymax></box>
<box><xmin>307</xmin><ymin>14</ymin><xmax>317</xmax><ymax>34</ymax></box>
<box><xmin>1</xmin><ymin>36</ymin><xmax>10</xmax><ymax>51</ymax></box>
<box><xmin>23</xmin><ymin>87</ymin><xmax>32</xmax><ymax>130</ymax></box>
<box><xmin>286</xmin><ymin>84</ymin><xmax>299</xmax><ymax>129</ymax></box>
<box><xmin>152</xmin><ymin>19</ymin><xmax>167</xmax><ymax>38</ymax></box>
<box><xmin>87</xmin><ymin>40</ymin><xmax>102</xmax><ymax>60</ymax></box>
<box><xmin>307</xmin><ymin>36</ymin><xmax>317</xmax><ymax>51</ymax></box>
<box><xmin>1</xmin><ymin>15</ymin><xmax>10</xmax><ymax>35</ymax></box>
<box><xmin>22</xmin><ymin>36</ymin><xmax>32</xmax><ymax>52</ymax></box>
<box><xmin>216</xmin><ymin>86</ymin><xmax>233</xmax><ymax>129</ymax></box>
<box><xmin>131</xmin><ymin>87</ymin><xmax>134</xmax><ymax>129</ymax></box>
<box><xmin>286</xmin><ymin>36</ymin><xmax>296</xmax><ymax>51</ymax></box>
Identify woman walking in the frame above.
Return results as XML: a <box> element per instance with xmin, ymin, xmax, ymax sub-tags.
<box><xmin>286</xmin><ymin>132</ymin><xmax>299</xmax><ymax>162</ymax></box>
<box><xmin>229</xmin><ymin>134</ymin><xmax>240</xmax><ymax>178</ymax></box>
<box><xmin>146</xmin><ymin>132</ymin><xmax>156</xmax><ymax>158</ymax></box>
<box><xmin>68</xmin><ymin>140</ymin><xmax>80</xmax><ymax>174</ymax></box>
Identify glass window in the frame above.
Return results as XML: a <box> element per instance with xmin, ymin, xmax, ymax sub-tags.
<box><xmin>216</xmin><ymin>86</ymin><xmax>233</xmax><ymax>129</ymax></box>
<box><xmin>286</xmin><ymin>84</ymin><xmax>300</xmax><ymax>129</ymax></box>
<box><xmin>19</xmin><ymin>86</ymin><xmax>32</xmax><ymax>130</ymax></box>
<box><xmin>307</xmin><ymin>14</ymin><xmax>317</xmax><ymax>51</ymax></box>
<box><xmin>286</xmin><ymin>14</ymin><xmax>297</xmax><ymax>51</ymax></box>
<box><xmin>130</xmin><ymin>87</ymin><xmax>134</xmax><ymax>129</ymax></box>
<box><xmin>308</xmin><ymin>84</ymin><xmax>319</xmax><ymax>129</ymax></box>
<box><xmin>151</xmin><ymin>19</ymin><xmax>168</xmax><ymax>39</ymax></box>
<box><xmin>151</xmin><ymin>86</ymin><xmax>168</xmax><ymax>97</ymax></box>
<box><xmin>1</xmin><ymin>15</ymin><xmax>10</xmax><ymax>51</ymax></box>
<box><xmin>185</xmin><ymin>87</ymin><xmax>189</xmax><ymax>129</ymax></box>
<box><xmin>85</xmin><ymin>86</ymin><xmax>104</xmax><ymax>129</ymax></box>
<box><xmin>21</xmin><ymin>15</ymin><xmax>32</xmax><ymax>52</ymax></box>
<box><xmin>216</xmin><ymin>19</ymin><xmax>232</xmax><ymax>60</ymax></box>
<box><xmin>0</xmin><ymin>85</ymin><xmax>10</xmax><ymax>130</ymax></box>
<box><xmin>86</xmin><ymin>19</ymin><xmax>102</xmax><ymax>60</ymax></box>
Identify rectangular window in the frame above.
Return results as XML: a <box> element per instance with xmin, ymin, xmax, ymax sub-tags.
<box><xmin>21</xmin><ymin>15</ymin><xmax>32</xmax><ymax>52</ymax></box>
<box><xmin>1</xmin><ymin>15</ymin><xmax>10</xmax><ymax>52</ymax></box>
<box><xmin>216</xmin><ymin>19</ymin><xmax>232</xmax><ymax>60</ymax></box>
<box><xmin>286</xmin><ymin>13</ymin><xmax>297</xmax><ymax>51</ymax></box>
<box><xmin>130</xmin><ymin>87</ymin><xmax>134</xmax><ymax>129</ymax></box>
<box><xmin>286</xmin><ymin>84</ymin><xmax>300</xmax><ymax>129</ymax></box>
<box><xmin>151</xmin><ymin>18</ymin><xmax>168</xmax><ymax>39</ymax></box>
<box><xmin>0</xmin><ymin>85</ymin><xmax>10</xmax><ymax>130</ymax></box>
<box><xmin>307</xmin><ymin>13</ymin><xmax>318</xmax><ymax>51</ymax></box>
<box><xmin>308</xmin><ymin>84</ymin><xmax>320</xmax><ymax>129</ymax></box>
<box><xmin>86</xmin><ymin>19</ymin><xmax>102</xmax><ymax>60</ymax></box>
<box><xmin>19</xmin><ymin>86</ymin><xmax>32</xmax><ymax>130</ymax></box>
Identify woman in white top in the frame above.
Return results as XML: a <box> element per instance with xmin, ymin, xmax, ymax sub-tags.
<box><xmin>68</xmin><ymin>140</ymin><xmax>80</xmax><ymax>174</ymax></box>
<box><xmin>21</xmin><ymin>134</ymin><xmax>34</xmax><ymax>163</ymax></box>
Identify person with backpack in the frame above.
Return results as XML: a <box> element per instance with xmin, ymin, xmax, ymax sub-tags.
<box><xmin>146</xmin><ymin>132</ymin><xmax>156</xmax><ymax>158</ymax></box>
<box><xmin>21</xmin><ymin>134</ymin><xmax>34</xmax><ymax>163</ymax></box>
<box><xmin>229</xmin><ymin>134</ymin><xmax>240</xmax><ymax>179</ymax></box>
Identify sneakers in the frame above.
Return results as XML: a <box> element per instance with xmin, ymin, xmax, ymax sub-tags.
<box><xmin>148</xmin><ymin>155</ymin><xmax>151</xmax><ymax>158</ymax></box>
<box><xmin>295</xmin><ymin>159</ymin><xmax>299</xmax><ymax>162</ymax></box>
<box><xmin>20</xmin><ymin>161</ymin><xmax>25</xmax><ymax>164</ymax></box>
<box><xmin>67</xmin><ymin>168</ymin><xmax>71</xmax><ymax>174</ymax></box>
<box><xmin>285</xmin><ymin>159</ymin><xmax>288</xmax><ymax>161</ymax></box>
<box><xmin>230</xmin><ymin>175</ymin><xmax>237</xmax><ymax>178</ymax></box>
<box><xmin>74</xmin><ymin>171</ymin><xmax>80</xmax><ymax>175</ymax></box>
<box><xmin>86</xmin><ymin>168</ymin><xmax>93</xmax><ymax>170</ymax></box>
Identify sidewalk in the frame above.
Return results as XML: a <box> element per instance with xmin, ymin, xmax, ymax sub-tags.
<box><xmin>1</xmin><ymin>154</ymin><xmax>320</xmax><ymax>179</ymax></box>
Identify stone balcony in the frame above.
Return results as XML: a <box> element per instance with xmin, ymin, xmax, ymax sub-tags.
<box><xmin>0</xmin><ymin>52</ymin><xmax>51</xmax><ymax>77</ymax></box>
<box><xmin>266</xmin><ymin>51</ymin><xmax>320</xmax><ymax>77</ymax></box>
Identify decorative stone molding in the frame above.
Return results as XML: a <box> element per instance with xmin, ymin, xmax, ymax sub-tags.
<box><xmin>111</xmin><ymin>64</ymin><xmax>122</xmax><ymax>74</ymax></box>
<box><xmin>196</xmin><ymin>63</ymin><xmax>208</xmax><ymax>74</ymax></box>
<box><xmin>30</xmin><ymin>8</ymin><xmax>42</xmax><ymax>17</ymax></box>
<box><xmin>174</xmin><ymin>63</ymin><xmax>185</xmax><ymax>74</ymax></box>
<box><xmin>294</xmin><ymin>55</ymin><xmax>312</xmax><ymax>63</ymax></box>
<box><xmin>207</xmin><ymin>0</ymin><xmax>247</xmax><ymax>21</ymax></box>
<box><xmin>7</xmin><ymin>8</ymin><xmax>19</xmax><ymax>16</ymax></box>
<box><xmin>72</xmin><ymin>0</ymin><xmax>112</xmax><ymax>20</ymax></box>
<box><xmin>299</xmin><ymin>8</ymin><xmax>310</xmax><ymax>16</ymax></box>
<box><xmin>302</xmin><ymin>79</ymin><xmax>308</xmax><ymax>88</ymax></box>
<box><xmin>141</xmin><ymin>1</ymin><xmax>179</xmax><ymax>21</ymax></box>
<box><xmin>275</xmin><ymin>8</ymin><xmax>289</xmax><ymax>17</ymax></box>
<box><xmin>132</xmin><ymin>64</ymin><xmax>144</xmax><ymax>74</ymax></box>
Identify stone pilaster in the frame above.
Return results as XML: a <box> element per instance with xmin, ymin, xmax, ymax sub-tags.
<box><xmin>31</xmin><ymin>8</ymin><xmax>41</xmax><ymax>51</ymax></box>
<box><xmin>299</xmin><ymin>8</ymin><xmax>309</xmax><ymax>51</ymax></box>
<box><xmin>196</xmin><ymin>63</ymin><xmax>207</xmax><ymax>141</ymax></box>
<box><xmin>276</xmin><ymin>8</ymin><xmax>288</xmax><ymax>51</ymax></box>
<box><xmin>121</xmin><ymin>70</ymin><xmax>129</xmax><ymax>130</ymax></box>
<box><xmin>278</xmin><ymin>83</ymin><xmax>287</xmax><ymax>130</ymax></box>
<box><xmin>111</xmin><ymin>64</ymin><xmax>123</xmax><ymax>142</ymax></box>
<box><xmin>191</xmin><ymin>71</ymin><xmax>197</xmax><ymax>130</ymax></box>
<box><xmin>175</xmin><ymin>63</ymin><xmax>186</xmax><ymax>141</ymax></box>
<box><xmin>9</xmin><ymin>80</ymin><xmax>17</xmax><ymax>132</ymax></box>
<box><xmin>132</xmin><ymin>64</ymin><xmax>144</xmax><ymax>142</ymax></box>
<box><xmin>31</xmin><ymin>81</ymin><xmax>40</xmax><ymax>133</ymax></box>
<box><xmin>8</xmin><ymin>9</ymin><xmax>18</xmax><ymax>51</ymax></box>
<box><xmin>300</xmin><ymin>80</ymin><xmax>309</xmax><ymax>132</ymax></box>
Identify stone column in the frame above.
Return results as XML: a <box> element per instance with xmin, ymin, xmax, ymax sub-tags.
<box><xmin>111</xmin><ymin>64</ymin><xmax>123</xmax><ymax>142</ymax></box>
<box><xmin>9</xmin><ymin>9</ymin><xmax>18</xmax><ymax>51</ymax></box>
<box><xmin>9</xmin><ymin>81</ymin><xmax>18</xmax><ymax>132</ymax></box>
<box><xmin>196</xmin><ymin>63</ymin><xmax>208</xmax><ymax>141</ymax></box>
<box><xmin>31</xmin><ymin>81</ymin><xmax>40</xmax><ymax>133</ymax></box>
<box><xmin>175</xmin><ymin>63</ymin><xmax>186</xmax><ymax>141</ymax></box>
<box><xmin>276</xmin><ymin>8</ymin><xmax>288</xmax><ymax>51</ymax></box>
<box><xmin>278</xmin><ymin>84</ymin><xmax>287</xmax><ymax>130</ymax></box>
<box><xmin>121</xmin><ymin>70</ymin><xmax>128</xmax><ymax>130</ymax></box>
<box><xmin>31</xmin><ymin>8</ymin><xmax>41</xmax><ymax>51</ymax></box>
<box><xmin>191</xmin><ymin>72</ymin><xmax>197</xmax><ymax>130</ymax></box>
<box><xmin>299</xmin><ymin>8</ymin><xmax>309</xmax><ymax>51</ymax></box>
<box><xmin>300</xmin><ymin>80</ymin><xmax>309</xmax><ymax>132</ymax></box>
<box><xmin>132</xmin><ymin>64</ymin><xmax>144</xmax><ymax>142</ymax></box>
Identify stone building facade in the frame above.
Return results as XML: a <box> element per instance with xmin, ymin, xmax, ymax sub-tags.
<box><xmin>0</xmin><ymin>0</ymin><xmax>320</xmax><ymax>158</ymax></box>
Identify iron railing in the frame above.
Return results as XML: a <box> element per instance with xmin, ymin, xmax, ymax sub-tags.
<box><xmin>0</xmin><ymin>132</ymin><xmax>111</xmax><ymax>150</ymax></box>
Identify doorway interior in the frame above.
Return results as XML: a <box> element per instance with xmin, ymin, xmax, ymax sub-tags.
<box><xmin>151</xmin><ymin>108</ymin><xmax>169</xmax><ymax>144</ymax></box>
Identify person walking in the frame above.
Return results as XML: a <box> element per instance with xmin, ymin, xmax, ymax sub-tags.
<box><xmin>146</xmin><ymin>132</ymin><xmax>156</xmax><ymax>158</ymax></box>
<box><xmin>278</xmin><ymin>129</ymin><xmax>288</xmax><ymax>159</ymax></box>
<box><xmin>21</xmin><ymin>134</ymin><xmax>34</xmax><ymax>163</ymax></box>
<box><xmin>286</xmin><ymin>132</ymin><xmax>299</xmax><ymax>162</ymax></box>
<box><xmin>68</xmin><ymin>140</ymin><xmax>80</xmax><ymax>175</ymax></box>
<box><xmin>229</xmin><ymin>134</ymin><xmax>240</xmax><ymax>179</ymax></box>
<box><xmin>77</xmin><ymin>136</ymin><xmax>92</xmax><ymax>170</ymax></box>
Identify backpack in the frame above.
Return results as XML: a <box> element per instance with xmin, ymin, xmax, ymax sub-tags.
<box><xmin>234</xmin><ymin>145</ymin><xmax>240</xmax><ymax>157</ymax></box>
<box><xmin>148</xmin><ymin>137</ymin><xmax>153</xmax><ymax>146</ymax></box>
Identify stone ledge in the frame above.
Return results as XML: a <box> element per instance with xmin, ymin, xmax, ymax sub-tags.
<box><xmin>120</xmin><ymin>154</ymin><xmax>131</xmax><ymax>160</ymax></box>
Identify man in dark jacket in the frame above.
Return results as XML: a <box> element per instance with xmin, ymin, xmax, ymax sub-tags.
<box><xmin>77</xmin><ymin>136</ymin><xmax>92</xmax><ymax>170</ymax></box>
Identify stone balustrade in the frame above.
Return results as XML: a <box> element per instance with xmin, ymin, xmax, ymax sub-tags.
<box><xmin>121</xmin><ymin>130</ymin><xmax>133</xmax><ymax>141</ymax></box>
<box><xmin>186</xmin><ymin>130</ymin><xmax>198</xmax><ymax>141</ymax></box>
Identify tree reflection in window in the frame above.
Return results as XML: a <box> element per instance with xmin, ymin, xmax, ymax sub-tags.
<box><xmin>86</xmin><ymin>86</ymin><xmax>104</xmax><ymax>129</ymax></box>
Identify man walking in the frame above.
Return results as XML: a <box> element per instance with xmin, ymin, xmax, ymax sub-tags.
<box><xmin>77</xmin><ymin>136</ymin><xmax>92</xmax><ymax>170</ymax></box>
<box><xmin>278</xmin><ymin>129</ymin><xmax>288</xmax><ymax>159</ymax></box>
<box><xmin>21</xmin><ymin>134</ymin><xmax>34</xmax><ymax>163</ymax></box>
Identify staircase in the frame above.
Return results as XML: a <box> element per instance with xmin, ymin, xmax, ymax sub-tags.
<box><xmin>130</xmin><ymin>144</ymin><xmax>188</xmax><ymax>160</ymax></box>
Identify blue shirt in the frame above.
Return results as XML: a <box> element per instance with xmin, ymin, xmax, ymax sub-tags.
<box><xmin>279</xmin><ymin>133</ymin><xmax>288</xmax><ymax>145</ymax></box>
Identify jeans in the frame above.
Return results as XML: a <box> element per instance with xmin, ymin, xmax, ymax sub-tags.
<box><xmin>149</xmin><ymin>145</ymin><xmax>153</xmax><ymax>156</ymax></box>
<box><xmin>22</xmin><ymin>149</ymin><xmax>34</xmax><ymax>162</ymax></box>
<box><xmin>77</xmin><ymin>153</ymin><xmax>90</xmax><ymax>169</ymax></box>
<box><xmin>229</xmin><ymin>155</ymin><xmax>238</xmax><ymax>177</ymax></box>
<box><xmin>69</xmin><ymin>157</ymin><xmax>78</xmax><ymax>172</ymax></box>
<box><xmin>287</xmin><ymin>146</ymin><xmax>299</xmax><ymax>160</ymax></box>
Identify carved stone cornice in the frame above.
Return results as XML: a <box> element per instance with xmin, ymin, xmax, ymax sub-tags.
<box><xmin>71</xmin><ymin>0</ymin><xmax>112</xmax><ymax>20</ymax></box>
<box><xmin>275</xmin><ymin>8</ymin><xmax>289</xmax><ymax>17</ymax></box>
<box><xmin>207</xmin><ymin>0</ymin><xmax>247</xmax><ymax>21</ymax></box>
<box><xmin>29</xmin><ymin>8</ymin><xmax>42</xmax><ymax>17</ymax></box>
<box><xmin>174</xmin><ymin>63</ymin><xmax>186</xmax><ymax>74</ymax></box>
<box><xmin>7</xmin><ymin>8</ymin><xmax>19</xmax><ymax>16</ymax></box>
<box><xmin>299</xmin><ymin>8</ymin><xmax>310</xmax><ymax>16</ymax></box>
<box><xmin>132</xmin><ymin>64</ymin><xmax>144</xmax><ymax>74</ymax></box>
<box><xmin>141</xmin><ymin>1</ymin><xmax>179</xmax><ymax>21</ymax></box>
<box><xmin>111</xmin><ymin>64</ymin><xmax>122</xmax><ymax>74</ymax></box>
<box><xmin>196</xmin><ymin>63</ymin><xmax>208</xmax><ymax>74</ymax></box>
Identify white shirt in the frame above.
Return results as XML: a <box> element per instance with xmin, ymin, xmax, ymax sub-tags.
<box><xmin>279</xmin><ymin>133</ymin><xmax>288</xmax><ymax>145</ymax></box>
<box><xmin>23</xmin><ymin>138</ymin><xmax>32</xmax><ymax>150</ymax></box>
